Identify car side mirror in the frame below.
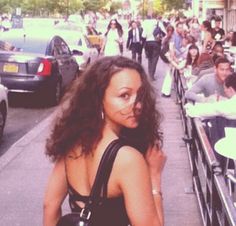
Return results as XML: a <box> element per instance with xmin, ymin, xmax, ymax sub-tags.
<box><xmin>72</xmin><ymin>49</ymin><xmax>83</xmax><ymax>56</ymax></box>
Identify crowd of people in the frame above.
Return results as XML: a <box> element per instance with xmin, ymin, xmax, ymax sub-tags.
<box><xmin>43</xmin><ymin>13</ymin><xmax>236</xmax><ymax>226</ymax></box>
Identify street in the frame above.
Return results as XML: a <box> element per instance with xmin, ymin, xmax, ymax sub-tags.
<box><xmin>0</xmin><ymin>17</ymin><xmax>202</xmax><ymax>226</ymax></box>
<box><xmin>0</xmin><ymin>17</ymin><xmax>128</xmax><ymax>157</ymax></box>
<box><xmin>0</xmin><ymin>93</ymin><xmax>55</xmax><ymax>156</ymax></box>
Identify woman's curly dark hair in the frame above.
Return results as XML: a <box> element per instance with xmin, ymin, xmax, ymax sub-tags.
<box><xmin>46</xmin><ymin>56</ymin><xmax>162</xmax><ymax>162</ymax></box>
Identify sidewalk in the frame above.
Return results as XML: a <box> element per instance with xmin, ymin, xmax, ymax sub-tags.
<box><xmin>0</xmin><ymin>56</ymin><xmax>202</xmax><ymax>226</ymax></box>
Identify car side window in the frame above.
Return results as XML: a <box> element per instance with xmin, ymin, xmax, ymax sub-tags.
<box><xmin>52</xmin><ymin>38</ymin><xmax>62</xmax><ymax>56</ymax></box>
<box><xmin>52</xmin><ymin>38</ymin><xmax>70</xmax><ymax>56</ymax></box>
<box><xmin>60</xmin><ymin>41</ymin><xmax>70</xmax><ymax>55</ymax></box>
<box><xmin>77</xmin><ymin>38</ymin><xmax>82</xmax><ymax>46</ymax></box>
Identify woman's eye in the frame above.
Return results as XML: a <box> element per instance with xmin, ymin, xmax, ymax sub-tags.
<box><xmin>120</xmin><ymin>93</ymin><xmax>130</xmax><ymax>100</ymax></box>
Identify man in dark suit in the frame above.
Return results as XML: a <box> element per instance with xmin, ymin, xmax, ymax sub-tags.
<box><xmin>126</xmin><ymin>20</ymin><xmax>144</xmax><ymax>64</ymax></box>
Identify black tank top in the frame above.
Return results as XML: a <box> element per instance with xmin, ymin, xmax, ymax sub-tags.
<box><xmin>68</xmin><ymin>184</ymin><xmax>129</xmax><ymax>226</ymax></box>
<box><xmin>65</xmin><ymin>140</ymin><xmax>130</xmax><ymax>226</ymax></box>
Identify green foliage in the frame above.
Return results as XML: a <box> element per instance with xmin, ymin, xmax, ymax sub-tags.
<box><xmin>83</xmin><ymin>0</ymin><xmax>104</xmax><ymax>12</ymax></box>
<box><xmin>0</xmin><ymin>0</ymin><xmax>84</xmax><ymax>16</ymax></box>
<box><xmin>138</xmin><ymin>0</ymin><xmax>185</xmax><ymax>17</ymax></box>
<box><xmin>110</xmin><ymin>1</ymin><xmax>122</xmax><ymax>15</ymax></box>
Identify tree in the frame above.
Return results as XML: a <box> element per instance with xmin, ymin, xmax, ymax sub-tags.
<box><xmin>146</xmin><ymin>0</ymin><xmax>185</xmax><ymax>16</ymax></box>
<box><xmin>109</xmin><ymin>1</ymin><xmax>122</xmax><ymax>15</ymax></box>
<box><xmin>83</xmin><ymin>0</ymin><xmax>104</xmax><ymax>12</ymax></box>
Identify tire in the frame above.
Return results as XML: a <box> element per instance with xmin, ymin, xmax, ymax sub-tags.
<box><xmin>0</xmin><ymin>102</ymin><xmax>7</xmax><ymax>140</ymax></box>
<box><xmin>50</xmin><ymin>79</ymin><xmax>62</xmax><ymax>106</ymax></box>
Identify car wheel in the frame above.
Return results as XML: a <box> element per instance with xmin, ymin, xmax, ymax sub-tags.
<box><xmin>0</xmin><ymin>102</ymin><xmax>7</xmax><ymax>140</ymax></box>
<box><xmin>50</xmin><ymin>79</ymin><xmax>62</xmax><ymax>106</ymax></box>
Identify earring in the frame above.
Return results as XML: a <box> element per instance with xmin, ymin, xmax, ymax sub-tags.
<box><xmin>101</xmin><ymin>111</ymin><xmax>104</xmax><ymax>120</ymax></box>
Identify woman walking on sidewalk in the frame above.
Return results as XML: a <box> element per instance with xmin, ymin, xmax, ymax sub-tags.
<box><xmin>43</xmin><ymin>56</ymin><xmax>166</xmax><ymax>226</ymax></box>
<box><xmin>100</xmin><ymin>19</ymin><xmax>124</xmax><ymax>56</ymax></box>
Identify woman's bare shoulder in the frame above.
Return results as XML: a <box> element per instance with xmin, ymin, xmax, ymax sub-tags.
<box><xmin>115</xmin><ymin>145</ymin><xmax>146</xmax><ymax>167</ymax></box>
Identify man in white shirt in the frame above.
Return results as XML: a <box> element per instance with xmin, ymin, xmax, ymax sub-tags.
<box><xmin>142</xmin><ymin>17</ymin><xmax>165</xmax><ymax>80</ymax></box>
<box><xmin>126</xmin><ymin>20</ymin><xmax>144</xmax><ymax>63</ymax></box>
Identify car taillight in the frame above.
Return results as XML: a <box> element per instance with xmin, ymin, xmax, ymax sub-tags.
<box><xmin>37</xmin><ymin>59</ymin><xmax>52</xmax><ymax>76</ymax></box>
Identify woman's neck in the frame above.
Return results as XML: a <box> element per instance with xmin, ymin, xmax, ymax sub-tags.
<box><xmin>102</xmin><ymin>122</ymin><xmax>121</xmax><ymax>140</ymax></box>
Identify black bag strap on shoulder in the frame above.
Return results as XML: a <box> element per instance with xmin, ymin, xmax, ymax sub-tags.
<box><xmin>90</xmin><ymin>139</ymin><xmax>124</xmax><ymax>199</ymax></box>
<box><xmin>81</xmin><ymin>139</ymin><xmax>124</xmax><ymax>217</ymax></box>
<box><xmin>56</xmin><ymin>139</ymin><xmax>125</xmax><ymax>226</ymax></box>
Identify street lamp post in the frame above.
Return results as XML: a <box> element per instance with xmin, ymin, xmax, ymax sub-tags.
<box><xmin>142</xmin><ymin>0</ymin><xmax>145</xmax><ymax>19</ymax></box>
<box><xmin>66</xmin><ymin>0</ymin><xmax>69</xmax><ymax>19</ymax></box>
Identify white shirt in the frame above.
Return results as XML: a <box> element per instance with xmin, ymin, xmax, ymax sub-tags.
<box><xmin>132</xmin><ymin>28</ymin><xmax>140</xmax><ymax>43</ymax></box>
<box><xmin>142</xmin><ymin>19</ymin><xmax>157</xmax><ymax>41</ymax></box>
<box><xmin>185</xmin><ymin>94</ymin><xmax>236</xmax><ymax>120</ymax></box>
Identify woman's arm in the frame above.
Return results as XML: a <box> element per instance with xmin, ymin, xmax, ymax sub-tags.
<box><xmin>116</xmin><ymin>146</ymin><xmax>162</xmax><ymax>226</ymax></box>
<box><xmin>145</xmin><ymin>144</ymin><xmax>167</xmax><ymax>226</ymax></box>
<box><xmin>43</xmin><ymin>158</ymin><xmax>68</xmax><ymax>226</ymax></box>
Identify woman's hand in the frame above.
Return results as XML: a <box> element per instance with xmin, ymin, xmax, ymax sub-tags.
<box><xmin>145</xmin><ymin>144</ymin><xmax>167</xmax><ymax>178</ymax></box>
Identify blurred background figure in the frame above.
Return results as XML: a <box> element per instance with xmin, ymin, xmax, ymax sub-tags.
<box><xmin>126</xmin><ymin>20</ymin><xmax>144</xmax><ymax>64</ymax></box>
<box><xmin>201</xmin><ymin>20</ymin><xmax>215</xmax><ymax>53</ymax></box>
<box><xmin>101</xmin><ymin>19</ymin><xmax>123</xmax><ymax>56</ymax></box>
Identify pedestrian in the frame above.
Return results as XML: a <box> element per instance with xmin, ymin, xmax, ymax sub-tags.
<box><xmin>201</xmin><ymin>20</ymin><xmax>215</xmax><ymax>53</ymax></box>
<box><xmin>159</xmin><ymin>25</ymin><xmax>175</xmax><ymax>97</ymax></box>
<box><xmin>212</xmin><ymin>16</ymin><xmax>225</xmax><ymax>45</ymax></box>
<box><xmin>142</xmin><ymin>17</ymin><xmax>165</xmax><ymax>81</ymax></box>
<box><xmin>43</xmin><ymin>56</ymin><xmax>166</xmax><ymax>226</ymax></box>
<box><xmin>126</xmin><ymin>20</ymin><xmax>144</xmax><ymax>63</ymax></box>
<box><xmin>171</xmin><ymin>22</ymin><xmax>184</xmax><ymax>60</ymax></box>
<box><xmin>101</xmin><ymin>19</ymin><xmax>123</xmax><ymax>56</ymax></box>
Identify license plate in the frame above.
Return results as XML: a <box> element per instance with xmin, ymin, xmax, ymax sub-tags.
<box><xmin>3</xmin><ymin>63</ymin><xmax>19</xmax><ymax>73</ymax></box>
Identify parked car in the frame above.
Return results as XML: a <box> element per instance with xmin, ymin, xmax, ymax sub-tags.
<box><xmin>53</xmin><ymin>23</ymin><xmax>99</xmax><ymax>71</ymax></box>
<box><xmin>0</xmin><ymin>84</ymin><xmax>8</xmax><ymax>140</ymax></box>
<box><xmin>0</xmin><ymin>29</ymin><xmax>79</xmax><ymax>105</ymax></box>
<box><xmin>54</xmin><ymin>21</ymin><xmax>103</xmax><ymax>51</ymax></box>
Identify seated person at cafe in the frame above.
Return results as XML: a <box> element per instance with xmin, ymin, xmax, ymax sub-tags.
<box><xmin>191</xmin><ymin>52</ymin><xmax>215</xmax><ymax>78</ymax></box>
<box><xmin>185</xmin><ymin>57</ymin><xmax>232</xmax><ymax>102</ymax></box>
<box><xmin>185</xmin><ymin>73</ymin><xmax>236</xmax><ymax>119</ymax></box>
<box><xmin>185</xmin><ymin>73</ymin><xmax>236</xmax><ymax>162</ymax></box>
<box><xmin>211</xmin><ymin>43</ymin><xmax>225</xmax><ymax>63</ymax></box>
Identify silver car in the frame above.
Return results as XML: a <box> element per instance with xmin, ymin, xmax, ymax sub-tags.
<box><xmin>53</xmin><ymin>22</ymin><xmax>99</xmax><ymax>71</ymax></box>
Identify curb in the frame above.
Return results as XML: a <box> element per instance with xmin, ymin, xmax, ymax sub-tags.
<box><xmin>0</xmin><ymin>112</ymin><xmax>54</xmax><ymax>171</ymax></box>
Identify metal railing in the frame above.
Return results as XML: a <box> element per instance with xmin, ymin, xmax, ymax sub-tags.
<box><xmin>173</xmin><ymin>69</ymin><xmax>236</xmax><ymax>226</ymax></box>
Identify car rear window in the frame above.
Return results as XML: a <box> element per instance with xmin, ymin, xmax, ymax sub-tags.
<box><xmin>0</xmin><ymin>35</ymin><xmax>48</xmax><ymax>54</ymax></box>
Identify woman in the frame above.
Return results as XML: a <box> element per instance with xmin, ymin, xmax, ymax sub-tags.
<box><xmin>211</xmin><ymin>43</ymin><xmax>225</xmax><ymax>63</ymax></box>
<box><xmin>201</xmin><ymin>20</ymin><xmax>215</xmax><ymax>53</ymax></box>
<box><xmin>192</xmin><ymin>52</ymin><xmax>215</xmax><ymax>78</ymax></box>
<box><xmin>189</xmin><ymin>17</ymin><xmax>201</xmax><ymax>44</ymax></box>
<box><xmin>101</xmin><ymin>19</ymin><xmax>124</xmax><ymax>56</ymax></box>
<box><xmin>185</xmin><ymin>44</ymin><xmax>200</xmax><ymax>68</ymax></box>
<box><xmin>43</xmin><ymin>56</ymin><xmax>166</xmax><ymax>226</ymax></box>
<box><xmin>160</xmin><ymin>25</ymin><xmax>175</xmax><ymax>97</ymax></box>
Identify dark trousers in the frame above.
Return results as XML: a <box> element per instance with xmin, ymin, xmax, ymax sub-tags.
<box><xmin>144</xmin><ymin>41</ymin><xmax>161</xmax><ymax>80</ymax></box>
<box><xmin>130</xmin><ymin>42</ymin><xmax>142</xmax><ymax>64</ymax></box>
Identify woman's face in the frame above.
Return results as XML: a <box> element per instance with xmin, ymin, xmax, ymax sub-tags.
<box><xmin>103</xmin><ymin>68</ymin><xmax>142</xmax><ymax>132</ymax></box>
<box><xmin>189</xmin><ymin>48</ymin><xmax>198</xmax><ymax>57</ymax></box>
<box><xmin>201</xmin><ymin>24</ymin><xmax>206</xmax><ymax>31</ymax></box>
<box><xmin>110</xmin><ymin>20</ymin><xmax>116</xmax><ymax>29</ymax></box>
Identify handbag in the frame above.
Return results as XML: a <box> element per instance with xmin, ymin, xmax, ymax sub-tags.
<box><xmin>56</xmin><ymin>139</ymin><xmax>124</xmax><ymax>226</ymax></box>
<box><xmin>160</xmin><ymin>44</ymin><xmax>170</xmax><ymax>63</ymax></box>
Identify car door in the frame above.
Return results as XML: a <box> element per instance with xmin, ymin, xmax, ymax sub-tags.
<box><xmin>52</xmin><ymin>37</ymin><xmax>78</xmax><ymax>87</ymax></box>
